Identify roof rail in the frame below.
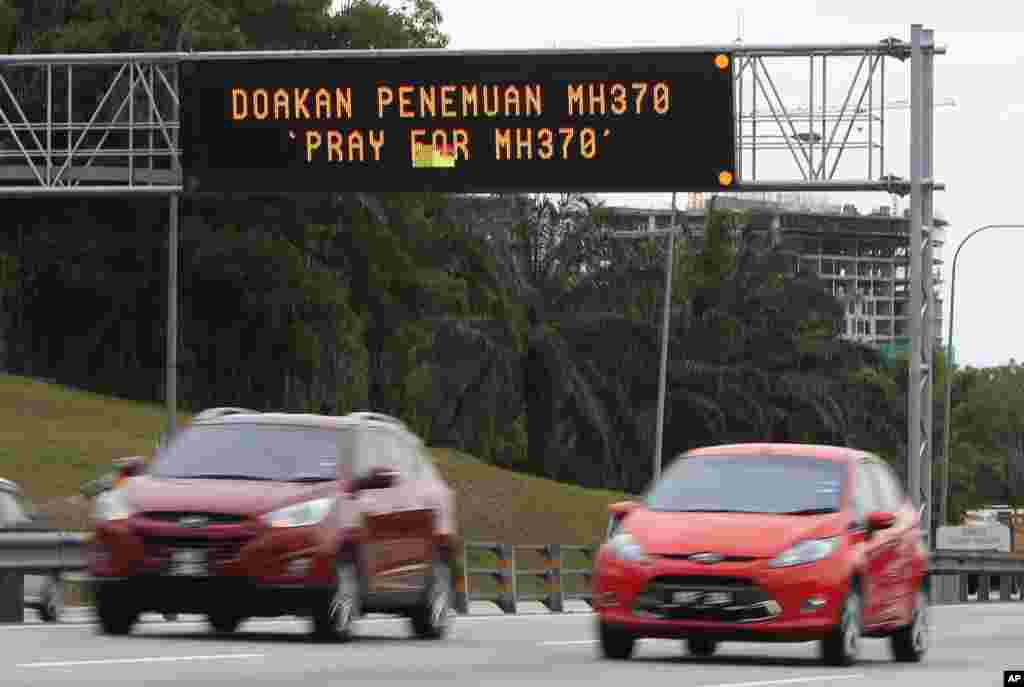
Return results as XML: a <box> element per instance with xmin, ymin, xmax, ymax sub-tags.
<box><xmin>192</xmin><ymin>407</ymin><xmax>259</xmax><ymax>422</ymax></box>
<box><xmin>345</xmin><ymin>411</ymin><xmax>405</xmax><ymax>426</ymax></box>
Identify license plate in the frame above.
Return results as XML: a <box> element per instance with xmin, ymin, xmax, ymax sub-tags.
<box><xmin>672</xmin><ymin>590</ymin><xmax>732</xmax><ymax>606</ymax></box>
<box><xmin>169</xmin><ymin>548</ymin><xmax>207</xmax><ymax>576</ymax></box>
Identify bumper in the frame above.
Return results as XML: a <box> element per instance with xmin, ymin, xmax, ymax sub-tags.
<box><xmin>593</xmin><ymin>553</ymin><xmax>850</xmax><ymax>642</ymax></box>
<box><xmin>86</xmin><ymin>574</ymin><xmax>332</xmax><ymax>616</ymax></box>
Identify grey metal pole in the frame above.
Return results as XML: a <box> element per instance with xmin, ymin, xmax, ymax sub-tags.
<box><xmin>921</xmin><ymin>27</ymin><xmax>936</xmax><ymax>547</ymax></box>
<box><xmin>907</xmin><ymin>24</ymin><xmax>924</xmax><ymax>518</ymax></box>
<box><xmin>653</xmin><ymin>193</ymin><xmax>679</xmax><ymax>480</ymax></box>
<box><xmin>941</xmin><ymin>224</ymin><xmax>1024</xmax><ymax>526</ymax></box>
<box><xmin>166</xmin><ymin>62</ymin><xmax>181</xmax><ymax>438</ymax></box>
<box><xmin>167</xmin><ymin>194</ymin><xmax>179</xmax><ymax>437</ymax></box>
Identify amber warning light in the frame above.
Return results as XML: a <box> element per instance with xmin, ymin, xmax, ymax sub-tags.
<box><xmin>715</xmin><ymin>54</ymin><xmax>731</xmax><ymax>70</ymax></box>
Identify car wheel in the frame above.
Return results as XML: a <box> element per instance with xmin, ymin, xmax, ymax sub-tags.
<box><xmin>822</xmin><ymin>586</ymin><xmax>861</xmax><ymax>666</ymax></box>
<box><xmin>38</xmin><ymin>576</ymin><xmax>63</xmax><ymax>624</ymax></box>
<box><xmin>95</xmin><ymin>583</ymin><xmax>138</xmax><ymax>636</ymax></box>
<box><xmin>208</xmin><ymin>611</ymin><xmax>244</xmax><ymax>635</ymax></box>
<box><xmin>890</xmin><ymin>587</ymin><xmax>929</xmax><ymax>662</ymax></box>
<box><xmin>598</xmin><ymin>621</ymin><xmax>636</xmax><ymax>660</ymax></box>
<box><xmin>410</xmin><ymin>556</ymin><xmax>453</xmax><ymax>640</ymax></box>
<box><xmin>313</xmin><ymin>560</ymin><xmax>360</xmax><ymax>641</ymax></box>
<box><xmin>687</xmin><ymin>636</ymin><xmax>718</xmax><ymax>657</ymax></box>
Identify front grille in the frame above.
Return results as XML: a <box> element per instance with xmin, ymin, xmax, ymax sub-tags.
<box><xmin>141</xmin><ymin>512</ymin><xmax>247</xmax><ymax>525</ymax></box>
<box><xmin>633</xmin><ymin>575</ymin><xmax>779</xmax><ymax>623</ymax></box>
<box><xmin>142</xmin><ymin>536</ymin><xmax>252</xmax><ymax>569</ymax></box>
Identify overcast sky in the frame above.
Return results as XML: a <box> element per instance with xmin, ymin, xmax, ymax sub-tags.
<box><xmin>428</xmin><ymin>0</ymin><xmax>1023</xmax><ymax>369</ymax></box>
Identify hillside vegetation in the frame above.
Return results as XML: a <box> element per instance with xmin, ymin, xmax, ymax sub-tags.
<box><xmin>1</xmin><ymin>374</ymin><xmax>627</xmax><ymax>545</ymax></box>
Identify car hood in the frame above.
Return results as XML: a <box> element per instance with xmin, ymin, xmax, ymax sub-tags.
<box><xmin>120</xmin><ymin>476</ymin><xmax>333</xmax><ymax>518</ymax></box>
<box><xmin>622</xmin><ymin>508</ymin><xmax>845</xmax><ymax>559</ymax></box>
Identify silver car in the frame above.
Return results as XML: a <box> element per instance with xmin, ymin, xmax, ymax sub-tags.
<box><xmin>0</xmin><ymin>479</ymin><xmax>63</xmax><ymax>622</ymax></box>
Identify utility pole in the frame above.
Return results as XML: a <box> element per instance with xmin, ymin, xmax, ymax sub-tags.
<box><xmin>603</xmin><ymin>192</ymin><xmax>684</xmax><ymax>482</ymax></box>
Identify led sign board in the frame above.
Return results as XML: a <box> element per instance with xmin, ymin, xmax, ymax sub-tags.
<box><xmin>180</xmin><ymin>50</ymin><xmax>736</xmax><ymax>193</ymax></box>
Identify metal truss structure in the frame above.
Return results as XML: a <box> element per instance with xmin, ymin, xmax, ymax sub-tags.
<box><xmin>0</xmin><ymin>27</ymin><xmax>944</xmax><ymax>542</ymax></box>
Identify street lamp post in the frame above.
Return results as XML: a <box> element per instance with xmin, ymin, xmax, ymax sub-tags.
<box><xmin>603</xmin><ymin>192</ymin><xmax>685</xmax><ymax>482</ymax></box>
<box><xmin>941</xmin><ymin>224</ymin><xmax>1024</xmax><ymax>527</ymax></box>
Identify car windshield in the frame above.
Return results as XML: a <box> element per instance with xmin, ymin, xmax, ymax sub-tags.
<box><xmin>645</xmin><ymin>454</ymin><xmax>845</xmax><ymax>515</ymax></box>
<box><xmin>149</xmin><ymin>424</ymin><xmax>346</xmax><ymax>482</ymax></box>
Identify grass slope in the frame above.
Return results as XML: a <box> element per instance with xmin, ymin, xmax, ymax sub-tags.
<box><xmin>0</xmin><ymin>374</ymin><xmax>628</xmax><ymax>546</ymax></box>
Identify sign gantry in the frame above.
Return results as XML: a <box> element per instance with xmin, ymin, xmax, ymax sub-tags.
<box><xmin>0</xmin><ymin>30</ymin><xmax>944</xmax><ymax>542</ymax></box>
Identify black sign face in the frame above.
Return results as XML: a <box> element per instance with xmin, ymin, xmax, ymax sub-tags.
<box><xmin>180</xmin><ymin>50</ymin><xmax>736</xmax><ymax>193</ymax></box>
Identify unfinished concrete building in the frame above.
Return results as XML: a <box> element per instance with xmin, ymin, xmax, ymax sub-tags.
<box><xmin>604</xmin><ymin>196</ymin><xmax>947</xmax><ymax>357</ymax></box>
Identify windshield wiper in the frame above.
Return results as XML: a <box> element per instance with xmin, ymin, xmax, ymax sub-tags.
<box><xmin>170</xmin><ymin>474</ymin><xmax>275</xmax><ymax>481</ymax></box>
<box><xmin>781</xmin><ymin>507</ymin><xmax>838</xmax><ymax>515</ymax></box>
<box><xmin>670</xmin><ymin>509</ymin><xmax>764</xmax><ymax>513</ymax></box>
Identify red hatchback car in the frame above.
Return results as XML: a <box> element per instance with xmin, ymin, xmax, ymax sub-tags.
<box><xmin>592</xmin><ymin>443</ymin><xmax>929</xmax><ymax>666</ymax></box>
<box><xmin>87</xmin><ymin>409</ymin><xmax>458</xmax><ymax>641</ymax></box>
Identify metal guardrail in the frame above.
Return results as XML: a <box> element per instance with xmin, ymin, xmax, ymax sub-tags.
<box><xmin>455</xmin><ymin>542</ymin><xmax>596</xmax><ymax>614</ymax></box>
<box><xmin>928</xmin><ymin>550</ymin><xmax>1024</xmax><ymax>604</ymax></box>
<box><xmin>3</xmin><ymin>537</ymin><xmax>1024</xmax><ymax>623</ymax></box>
<box><xmin>0</xmin><ymin>531</ymin><xmax>90</xmax><ymax>622</ymax></box>
<box><xmin>0</xmin><ymin>532</ymin><xmax>89</xmax><ymax>573</ymax></box>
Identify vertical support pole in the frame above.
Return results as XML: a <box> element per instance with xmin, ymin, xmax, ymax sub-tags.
<box><xmin>544</xmin><ymin>544</ymin><xmax>564</xmax><ymax>613</ymax></box>
<box><xmin>167</xmin><ymin>194</ymin><xmax>179</xmax><ymax>437</ymax></box>
<box><xmin>0</xmin><ymin>571</ymin><xmax>24</xmax><ymax>623</ymax></box>
<box><xmin>166</xmin><ymin>62</ymin><xmax>181</xmax><ymax>439</ymax></box>
<box><xmin>921</xmin><ymin>28</ymin><xmax>936</xmax><ymax>546</ymax></box>
<box><xmin>455</xmin><ymin>543</ymin><xmax>470</xmax><ymax>614</ymax></box>
<box><xmin>653</xmin><ymin>192</ymin><xmax>677</xmax><ymax>481</ymax></box>
<box><xmin>907</xmin><ymin>24</ymin><xmax>925</xmax><ymax>524</ymax></box>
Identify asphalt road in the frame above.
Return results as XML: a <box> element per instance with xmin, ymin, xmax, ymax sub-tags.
<box><xmin>4</xmin><ymin>602</ymin><xmax>1020</xmax><ymax>687</ymax></box>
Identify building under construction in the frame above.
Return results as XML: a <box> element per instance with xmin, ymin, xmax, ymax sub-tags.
<box><xmin>603</xmin><ymin>194</ymin><xmax>947</xmax><ymax>361</ymax></box>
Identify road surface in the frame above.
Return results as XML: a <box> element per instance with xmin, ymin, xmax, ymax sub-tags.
<box><xmin>4</xmin><ymin>601</ymin><xmax>1019</xmax><ymax>686</ymax></box>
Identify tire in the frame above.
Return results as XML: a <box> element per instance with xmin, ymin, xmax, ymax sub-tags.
<box><xmin>821</xmin><ymin>586</ymin><xmax>862</xmax><ymax>666</ymax></box>
<box><xmin>95</xmin><ymin>582</ymin><xmax>138</xmax><ymax>636</ymax></box>
<box><xmin>890</xmin><ymin>587</ymin><xmax>929</xmax><ymax>662</ymax></box>
<box><xmin>312</xmin><ymin>560</ymin><xmax>360</xmax><ymax>641</ymax></box>
<box><xmin>208</xmin><ymin>611</ymin><xmax>244</xmax><ymax>635</ymax></box>
<box><xmin>38</xmin><ymin>576</ymin><xmax>63</xmax><ymax>624</ymax></box>
<box><xmin>598</xmin><ymin>621</ymin><xmax>636</xmax><ymax>660</ymax></box>
<box><xmin>410</xmin><ymin>557</ymin><xmax>453</xmax><ymax>640</ymax></box>
<box><xmin>687</xmin><ymin>636</ymin><xmax>718</xmax><ymax>657</ymax></box>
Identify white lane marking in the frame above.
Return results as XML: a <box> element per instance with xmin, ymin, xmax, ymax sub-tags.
<box><xmin>698</xmin><ymin>676</ymin><xmax>864</xmax><ymax>687</ymax></box>
<box><xmin>540</xmin><ymin>639</ymin><xmax>597</xmax><ymax>645</ymax></box>
<box><xmin>1</xmin><ymin>611</ymin><xmax>597</xmax><ymax>631</ymax></box>
<box><xmin>18</xmin><ymin>654</ymin><xmax>265</xmax><ymax>668</ymax></box>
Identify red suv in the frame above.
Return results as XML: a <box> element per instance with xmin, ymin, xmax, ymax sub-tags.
<box><xmin>87</xmin><ymin>409</ymin><xmax>458</xmax><ymax>641</ymax></box>
<box><xmin>592</xmin><ymin>443</ymin><xmax>929</xmax><ymax>666</ymax></box>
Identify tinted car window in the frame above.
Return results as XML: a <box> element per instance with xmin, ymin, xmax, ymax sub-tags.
<box><xmin>853</xmin><ymin>461</ymin><xmax>882</xmax><ymax>520</ymax></box>
<box><xmin>645</xmin><ymin>455</ymin><xmax>846</xmax><ymax>515</ymax></box>
<box><xmin>868</xmin><ymin>458</ymin><xmax>909</xmax><ymax>513</ymax></box>
<box><xmin>149</xmin><ymin>424</ymin><xmax>345</xmax><ymax>481</ymax></box>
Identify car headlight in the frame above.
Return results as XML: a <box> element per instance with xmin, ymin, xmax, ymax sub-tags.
<box><xmin>262</xmin><ymin>497</ymin><xmax>336</xmax><ymax>528</ymax></box>
<box><xmin>93</xmin><ymin>489</ymin><xmax>135</xmax><ymax>522</ymax></box>
<box><xmin>606</xmin><ymin>532</ymin><xmax>651</xmax><ymax>565</ymax></box>
<box><xmin>769</xmin><ymin>537</ymin><xmax>840</xmax><ymax>568</ymax></box>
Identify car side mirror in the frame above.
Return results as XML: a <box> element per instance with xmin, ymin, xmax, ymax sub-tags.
<box><xmin>867</xmin><ymin>510</ymin><xmax>896</xmax><ymax>531</ymax></box>
<box><xmin>606</xmin><ymin>500</ymin><xmax>641</xmax><ymax>539</ymax></box>
<box><xmin>113</xmin><ymin>456</ymin><xmax>146</xmax><ymax>481</ymax></box>
<box><xmin>352</xmin><ymin>467</ymin><xmax>398</xmax><ymax>492</ymax></box>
